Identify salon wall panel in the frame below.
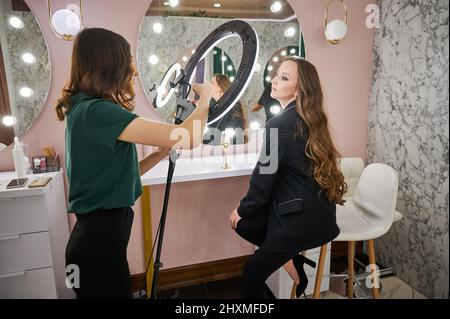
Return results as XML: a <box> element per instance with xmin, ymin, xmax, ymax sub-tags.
<box><xmin>0</xmin><ymin>0</ymin><xmax>376</xmax><ymax>275</ymax></box>
<box><xmin>367</xmin><ymin>0</ymin><xmax>449</xmax><ymax>299</ymax></box>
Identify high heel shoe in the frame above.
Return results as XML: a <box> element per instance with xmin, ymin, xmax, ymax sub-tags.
<box><xmin>292</xmin><ymin>254</ymin><xmax>317</xmax><ymax>298</ymax></box>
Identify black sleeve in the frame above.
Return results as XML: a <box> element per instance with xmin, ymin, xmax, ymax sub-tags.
<box><xmin>237</xmin><ymin>125</ymin><xmax>289</xmax><ymax>218</ymax></box>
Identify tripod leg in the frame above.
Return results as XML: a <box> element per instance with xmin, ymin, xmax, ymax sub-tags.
<box><xmin>150</xmin><ymin>158</ymin><xmax>177</xmax><ymax>299</ymax></box>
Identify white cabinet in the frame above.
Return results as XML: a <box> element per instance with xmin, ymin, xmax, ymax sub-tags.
<box><xmin>0</xmin><ymin>170</ymin><xmax>74</xmax><ymax>299</ymax></box>
<box><xmin>266</xmin><ymin>244</ymin><xmax>331</xmax><ymax>299</ymax></box>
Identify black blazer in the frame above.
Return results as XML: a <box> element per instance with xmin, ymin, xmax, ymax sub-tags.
<box><xmin>237</xmin><ymin>101</ymin><xmax>340</xmax><ymax>253</ymax></box>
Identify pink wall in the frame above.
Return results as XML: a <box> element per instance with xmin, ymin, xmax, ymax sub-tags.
<box><xmin>0</xmin><ymin>0</ymin><xmax>375</xmax><ymax>274</ymax></box>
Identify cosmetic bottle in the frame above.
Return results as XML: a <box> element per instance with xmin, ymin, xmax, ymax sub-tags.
<box><xmin>13</xmin><ymin>137</ymin><xmax>26</xmax><ymax>179</ymax></box>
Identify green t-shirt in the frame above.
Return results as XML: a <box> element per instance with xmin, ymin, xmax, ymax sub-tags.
<box><xmin>65</xmin><ymin>92</ymin><xmax>142</xmax><ymax>214</ymax></box>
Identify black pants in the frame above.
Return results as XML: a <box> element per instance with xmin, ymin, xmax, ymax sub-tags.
<box><xmin>65</xmin><ymin>207</ymin><xmax>134</xmax><ymax>299</ymax></box>
<box><xmin>236</xmin><ymin>212</ymin><xmax>298</xmax><ymax>299</ymax></box>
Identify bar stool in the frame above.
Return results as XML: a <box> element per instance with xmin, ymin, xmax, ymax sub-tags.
<box><xmin>312</xmin><ymin>163</ymin><xmax>399</xmax><ymax>299</ymax></box>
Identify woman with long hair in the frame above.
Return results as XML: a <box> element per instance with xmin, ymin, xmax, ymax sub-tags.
<box><xmin>58</xmin><ymin>28</ymin><xmax>210</xmax><ymax>298</ymax></box>
<box><xmin>230</xmin><ymin>57</ymin><xmax>347</xmax><ymax>299</ymax></box>
<box><xmin>203</xmin><ymin>74</ymin><xmax>248</xmax><ymax>145</ymax></box>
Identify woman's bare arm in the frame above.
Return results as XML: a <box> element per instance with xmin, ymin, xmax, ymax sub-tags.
<box><xmin>118</xmin><ymin>84</ymin><xmax>211</xmax><ymax>149</ymax></box>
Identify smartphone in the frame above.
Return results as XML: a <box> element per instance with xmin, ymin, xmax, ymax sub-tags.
<box><xmin>6</xmin><ymin>178</ymin><xmax>28</xmax><ymax>189</ymax></box>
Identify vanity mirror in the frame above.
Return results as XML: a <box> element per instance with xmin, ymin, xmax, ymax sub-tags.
<box><xmin>137</xmin><ymin>0</ymin><xmax>304</xmax><ymax>145</ymax></box>
<box><xmin>0</xmin><ymin>0</ymin><xmax>51</xmax><ymax>151</ymax></box>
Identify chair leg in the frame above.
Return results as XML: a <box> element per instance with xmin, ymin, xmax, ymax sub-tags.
<box><xmin>367</xmin><ymin>239</ymin><xmax>380</xmax><ymax>299</ymax></box>
<box><xmin>347</xmin><ymin>241</ymin><xmax>355</xmax><ymax>299</ymax></box>
<box><xmin>313</xmin><ymin>244</ymin><xmax>327</xmax><ymax>299</ymax></box>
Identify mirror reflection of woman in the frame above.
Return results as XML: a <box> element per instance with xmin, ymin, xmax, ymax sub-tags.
<box><xmin>56</xmin><ymin>28</ymin><xmax>211</xmax><ymax>299</ymax></box>
<box><xmin>230</xmin><ymin>57</ymin><xmax>347</xmax><ymax>299</ymax></box>
<box><xmin>203</xmin><ymin>74</ymin><xmax>248</xmax><ymax>145</ymax></box>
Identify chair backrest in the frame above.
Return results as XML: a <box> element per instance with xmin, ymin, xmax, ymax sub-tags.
<box><xmin>339</xmin><ymin>157</ymin><xmax>365</xmax><ymax>197</ymax></box>
<box><xmin>351</xmin><ymin>163</ymin><xmax>399</xmax><ymax>228</ymax></box>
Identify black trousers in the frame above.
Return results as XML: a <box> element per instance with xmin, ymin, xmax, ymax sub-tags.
<box><xmin>65</xmin><ymin>207</ymin><xmax>134</xmax><ymax>299</ymax></box>
<box><xmin>235</xmin><ymin>212</ymin><xmax>299</xmax><ymax>299</ymax></box>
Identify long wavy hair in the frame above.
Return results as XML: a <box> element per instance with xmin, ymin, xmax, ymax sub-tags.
<box><xmin>285</xmin><ymin>57</ymin><xmax>347</xmax><ymax>205</ymax></box>
<box><xmin>56</xmin><ymin>28</ymin><xmax>136</xmax><ymax>121</ymax></box>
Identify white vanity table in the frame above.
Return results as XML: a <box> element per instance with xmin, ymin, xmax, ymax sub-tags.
<box><xmin>0</xmin><ymin>170</ymin><xmax>73</xmax><ymax>299</ymax></box>
<box><xmin>140</xmin><ymin>152</ymin><xmax>330</xmax><ymax>298</ymax></box>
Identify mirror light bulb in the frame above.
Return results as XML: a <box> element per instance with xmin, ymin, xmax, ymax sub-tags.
<box><xmin>169</xmin><ymin>0</ymin><xmax>179</xmax><ymax>7</ymax></box>
<box><xmin>149</xmin><ymin>55</ymin><xmax>159</xmax><ymax>65</ymax></box>
<box><xmin>250</xmin><ymin>121</ymin><xmax>260</xmax><ymax>130</ymax></box>
<box><xmin>19</xmin><ymin>87</ymin><xmax>33</xmax><ymax>97</ymax></box>
<box><xmin>9</xmin><ymin>16</ymin><xmax>24</xmax><ymax>28</ymax></box>
<box><xmin>22</xmin><ymin>53</ymin><xmax>36</xmax><ymax>64</ymax></box>
<box><xmin>270</xmin><ymin>1</ymin><xmax>282</xmax><ymax>13</ymax></box>
<box><xmin>153</xmin><ymin>22</ymin><xmax>163</xmax><ymax>34</ymax></box>
<box><xmin>2</xmin><ymin>115</ymin><xmax>17</xmax><ymax>126</ymax></box>
<box><xmin>270</xmin><ymin>105</ymin><xmax>281</xmax><ymax>115</ymax></box>
<box><xmin>284</xmin><ymin>27</ymin><xmax>296</xmax><ymax>37</ymax></box>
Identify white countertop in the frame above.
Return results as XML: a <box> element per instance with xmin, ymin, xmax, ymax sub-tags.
<box><xmin>141</xmin><ymin>152</ymin><xmax>259</xmax><ymax>186</ymax></box>
<box><xmin>0</xmin><ymin>170</ymin><xmax>62</xmax><ymax>198</ymax></box>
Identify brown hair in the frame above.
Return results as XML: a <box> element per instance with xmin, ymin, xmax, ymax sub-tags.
<box><xmin>284</xmin><ymin>57</ymin><xmax>347</xmax><ymax>205</ymax></box>
<box><xmin>55</xmin><ymin>28</ymin><xmax>136</xmax><ymax>121</ymax></box>
<box><xmin>214</xmin><ymin>74</ymin><xmax>248</xmax><ymax>142</ymax></box>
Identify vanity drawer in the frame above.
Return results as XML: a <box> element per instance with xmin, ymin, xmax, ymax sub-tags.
<box><xmin>0</xmin><ymin>231</ymin><xmax>53</xmax><ymax>274</ymax></box>
<box><xmin>0</xmin><ymin>267</ymin><xmax>57</xmax><ymax>299</ymax></box>
<box><xmin>0</xmin><ymin>195</ymin><xmax>49</xmax><ymax>236</ymax></box>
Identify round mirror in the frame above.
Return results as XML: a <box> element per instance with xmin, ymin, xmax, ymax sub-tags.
<box><xmin>137</xmin><ymin>0</ymin><xmax>304</xmax><ymax>145</ymax></box>
<box><xmin>0</xmin><ymin>0</ymin><xmax>51</xmax><ymax>151</ymax></box>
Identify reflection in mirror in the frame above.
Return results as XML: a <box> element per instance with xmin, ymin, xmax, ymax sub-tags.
<box><xmin>0</xmin><ymin>0</ymin><xmax>50</xmax><ymax>151</ymax></box>
<box><xmin>137</xmin><ymin>0</ymin><xmax>304</xmax><ymax>145</ymax></box>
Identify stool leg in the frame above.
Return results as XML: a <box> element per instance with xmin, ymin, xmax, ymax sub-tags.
<box><xmin>367</xmin><ymin>239</ymin><xmax>380</xmax><ymax>299</ymax></box>
<box><xmin>347</xmin><ymin>241</ymin><xmax>355</xmax><ymax>298</ymax></box>
<box><xmin>313</xmin><ymin>244</ymin><xmax>327</xmax><ymax>299</ymax></box>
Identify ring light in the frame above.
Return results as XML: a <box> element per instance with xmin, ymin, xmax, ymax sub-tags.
<box><xmin>174</xmin><ymin>20</ymin><xmax>259</xmax><ymax>125</ymax></box>
<box><xmin>155</xmin><ymin>62</ymin><xmax>182</xmax><ymax>108</ymax></box>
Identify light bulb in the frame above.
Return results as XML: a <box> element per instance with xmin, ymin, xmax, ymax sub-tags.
<box><xmin>290</xmin><ymin>48</ymin><xmax>296</xmax><ymax>54</ymax></box>
<box><xmin>182</xmin><ymin>56</ymin><xmax>188</xmax><ymax>62</ymax></box>
<box><xmin>281</xmin><ymin>50</ymin><xmax>287</xmax><ymax>56</ymax></box>
<box><xmin>270</xmin><ymin>105</ymin><xmax>281</xmax><ymax>115</ymax></box>
<box><xmin>250</xmin><ymin>121</ymin><xmax>260</xmax><ymax>130</ymax></box>
<box><xmin>325</xmin><ymin>19</ymin><xmax>348</xmax><ymax>44</ymax></box>
<box><xmin>221</xmin><ymin>56</ymin><xmax>227</xmax><ymax>62</ymax></box>
<box><xmin>213</xmin><ymin>3</ymin><xmax>222</xmax><ymax>8</ymax></box>
<box><xmin>230</xmin><ymin>76</ymin><xmax>235</xmax><ymax>81</ymax></box>
<box><xmin>225</xmin><ymin>128</ymin><xmax>235</xmax><ymax>138</ymax></box>
<box><xmin>284</xmin><ymin>27</ymin><xmax>296</xmax><ymax>37</ymax></box>
<box><xmin>265</xmin><ymin>76</ymin><xmax>271</xmax><ymax>82</ymax></box>
<box><xmin>148</xmin><ymin>55</ymin><xmax>159</xmax><ymax>65</ymax></box>
<box><xmin>22</xmin><ymin>53</ymin><xmax>36</xmax><ymax>64</ymax></box>
<box><xmin>19</xmin><ymin>87</ymin><xmax>33</xmax><ymax>97</ymax></box>
<box><xmin>169</xmin><ymin>0</ymin><xmax>179</xmax><ymax>8</ymax></box>
<box><xmin>227</xmin><ymin>65</ymin><xmax>233</xmax><ymax>71</ymax></box>
<box><xmin>272</xmin><ymin>56</ymin><xmax>279</xmax><ymax>62</ymax></box>
<box><xmin>267</xmin><ymin>65</ymin><xmax>273</xmax><ymax>71</ymax></box>
<box><xmin>2</xmin><ymin>115</ymin><xmax>17</xmax><ymax>126</ymax></box>
<box><xmin>9</xmin><ymin>16</ymin><xmax>24</xmax><ymax>29</ymax></box>
<box><xmin>270</xmin><ymin>1</ymin><xmax>282</xmax><ymax>13</ymax></box>
<box><xmin>52</xmin><ymin>9</ymin><xmax>81</xmax><ymax>38</ymax></box>
<box><xmin>153</xmin><ymin>22</ymin><xmax>163</xmax><ymax>34</ymax></box>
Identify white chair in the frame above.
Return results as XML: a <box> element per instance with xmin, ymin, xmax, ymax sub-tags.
<box><xmin>312</xmin><ymin>163</ymin><xmax>399</xmax><ymax>299</ymax></box>
<box><xmin>0</xmin><ymin>143</ymin><xmax>7</xmax><ymax>152</ymax></box>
